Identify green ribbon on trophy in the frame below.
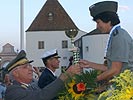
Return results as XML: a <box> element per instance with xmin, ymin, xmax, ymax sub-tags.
<box><xmin>65</xmin><ymin>29</ymin><xmax>79</xmax><ymax>65</ymax></box>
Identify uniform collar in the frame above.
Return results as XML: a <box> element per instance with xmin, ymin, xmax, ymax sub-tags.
<box><xmin>109</xmin><ymin>24</ymin><xmax>120</xmax><ymax>35</ymax></box>
<box><xmin>104</xmin><ymin>24</ymin><xmax>120</xmax><ymax>57</ymax></box>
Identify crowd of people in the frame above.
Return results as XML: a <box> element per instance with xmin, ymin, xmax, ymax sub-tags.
<box><xmin>0</xmin><ymin>1</ymin><xmax>133</xmax><ymax>100</ymax></box>
<box><xmin>3</xmin><ymin>50</ymin><xmax>82</xmax><ymax>100</ymax></box>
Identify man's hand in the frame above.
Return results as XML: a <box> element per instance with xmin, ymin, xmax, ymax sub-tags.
<box><xmin>59</xmin><ymin>64</ymin><xmax>82</xmax><ymax>81</ymax></box>
<box><xmin>66</xmin><ymin>64</ymin><xmax>82</xmax><ymax>76</ymax></box>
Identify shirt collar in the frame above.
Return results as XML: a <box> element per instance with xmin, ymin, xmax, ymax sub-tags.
<box><xmin>47</xmin><ymin>68</ymin><xmax>56</xmax><ymax>76</ymax></box>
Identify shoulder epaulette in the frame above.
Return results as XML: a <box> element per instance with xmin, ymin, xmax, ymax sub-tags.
<box><xmin>113</xmin><ymin>29</ymin><xmax>119</xmax><ymax>36</ymax></box>
<box><xmin>21</xmin><ymin>84</ymin><xmax>28</xmax><ymax>89</ymax></box>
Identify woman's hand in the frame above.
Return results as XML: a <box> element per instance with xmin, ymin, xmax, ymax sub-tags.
<box><xmin>78</xmin><ymin>59</ymin><xmax>90</xmax><ymax>68</ymax></box>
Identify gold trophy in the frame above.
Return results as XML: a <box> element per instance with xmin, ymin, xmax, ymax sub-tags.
<box><xmin>65</xmin><ymin>29</ymin><xmax>79</xmax><ymax>65</ymax></box>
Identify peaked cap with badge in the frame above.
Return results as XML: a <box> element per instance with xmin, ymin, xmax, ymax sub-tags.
<box><xmin>41</xmin><ymin>49</ymin><xmax>61</xmax><ymax>61</ymax></box>
<box><xmin>89</xmin><ymin>1</ymin><xmax>118</xmax><ymax>18</ymax></box>
<box><xmin>5</xmin><ymin>50</ymin><xmax>33</xmax><ymax>73</ymax></box>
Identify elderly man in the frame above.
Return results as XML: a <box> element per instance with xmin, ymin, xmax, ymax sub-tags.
<box><xmin>4</xmin><ymin>50</ymin><xmax>82</xmax><ymax>100</ymax></box>
<box><xmin>38</xmin><ymin>49</ymin><xmax>61</xmax><ymax>89</ymax></box>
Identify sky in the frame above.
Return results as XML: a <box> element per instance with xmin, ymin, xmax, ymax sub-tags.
<box><xmin>0</xmin><ymin>0</ymin><xmax>133</xmax><ymax>51</ymax></box>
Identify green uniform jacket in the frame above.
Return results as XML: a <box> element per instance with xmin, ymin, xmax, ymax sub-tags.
<box><xmin>5</xmin><ymin>78</ymin><xmax>64</xmax><ymax>100</ymax></box>
<box><xmin>106</xmin><ymin>26</ymin><xmax>133</xmax><ymax>72</ymax></box>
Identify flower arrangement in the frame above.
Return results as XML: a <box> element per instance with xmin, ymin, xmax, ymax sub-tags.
<box><xmin>98</xmin><ymin>70</ymin><xmax>133</xmax><ymax>100</ymax></box>
<box><xmin>58</xmin><ymin>70</ymin><xmax>100</xmax><ymax>100</ymax></box>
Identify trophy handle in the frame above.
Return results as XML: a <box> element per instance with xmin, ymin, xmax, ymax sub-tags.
<box><xmin>72</xmin><ymin>48</ymin><xmax>80</xmax><ymax>64</ymax></box>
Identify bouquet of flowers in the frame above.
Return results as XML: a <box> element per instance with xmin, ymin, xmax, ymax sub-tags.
<box><xmin>58</xmin><ymin>70</ymin><xmax>100</xmax><ymax>100</ymax></box>
<box><xmin>98</xmin><ymin>70</ymin><xmax>133</xmax><ymax>100</ymax></box>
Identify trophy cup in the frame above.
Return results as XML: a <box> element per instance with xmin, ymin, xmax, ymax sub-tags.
<box><xmin>65</xmin><ymin>29</ymin><xmax>80</xmax><ymax>65</ymax></box>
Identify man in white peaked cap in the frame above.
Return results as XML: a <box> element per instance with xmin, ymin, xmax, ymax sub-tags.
<box><xmin>38</xmin><ymin>49</ymin><xmax>61</xmax><ymax>89</ymax></box>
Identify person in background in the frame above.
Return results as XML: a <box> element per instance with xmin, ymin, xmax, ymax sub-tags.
<box><xmin>4</xmin><ymin>50</ymin><xmax>82</xmax><ymax>100</ymax></box>
<box><xmin>0</xmin><ymin>81</ymin><xmax>6</xmax><ymax>100</ymax></box>
<box><xmin>38</xmin><ymin>49</ymin><xmax>60</xmax><ymax>89</ymax></box>
<box><xmin>4</xmin><ymin>74</ymin><xmax>12</xmax><ymax>86</ymax></box>
<box><xmin>30</xmin><ymin>67</ymin><xmax>41</xmax><ymax>90</ymax></box>
<box><xmin>68</xmin><ymin>56</ymin><xmax>73</xmax><ymax>67</ymax></box>
<box><xmin>79</xmin><ymin>1</ymin><xmax>133</xmax><ymax>82</ymax></box>
<box><xmin>33</xmin><ymin>66</ymin><xmax>40</xmax><ymax>80</ymax></box>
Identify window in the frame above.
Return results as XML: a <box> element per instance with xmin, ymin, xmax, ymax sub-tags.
<box><xmin>85</xmin><ymin>46</ymin><xmax>89</xmax><ymax>52</ymax></box>
<box><xmin>38</xmin><ymin>41</ymin><xmax>44</xmax><ymax>49</ymax></box>
<box><xmin>62</xmin><ymin>40</ymin><xmax>68</xmax><ymax>49</ymax></box>
<box><xmin>48</xmin><ymin>12</ymin><xmax>54</xmax><ymax>21</ymax></box>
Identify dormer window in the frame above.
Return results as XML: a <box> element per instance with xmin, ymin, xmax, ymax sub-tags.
<box><xmin>48</xmin><ymin>12</ymin><xmax>54</xmax><ymax>21</ymax></box>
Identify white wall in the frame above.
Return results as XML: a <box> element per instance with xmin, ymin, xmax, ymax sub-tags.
<box><xmin>82</xmin><ymin>34</ymin><xmax>108</xmax><ymax>64</ymax></box>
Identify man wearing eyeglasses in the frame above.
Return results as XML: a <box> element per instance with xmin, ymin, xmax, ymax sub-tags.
<box><xmin>4</xmin><ymin>50</ymin><xmax>82</xmax><ymax>100</ymax></box>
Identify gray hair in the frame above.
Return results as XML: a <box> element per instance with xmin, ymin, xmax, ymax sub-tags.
<box><xmin>8</xmin><ymin>71</ymin><xmax>15</xmax><ymax>81</ymax></box>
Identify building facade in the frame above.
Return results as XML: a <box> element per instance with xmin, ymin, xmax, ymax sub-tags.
<box><xmin>26</xmin><ymin>0</ymin><xmax>87</xmax><ymax>75</ymax></box>
<box><xmin>75</xmin><ymin>29</ymin><xmax>108</xmax><ymax>63</ymax></box>
<box><xmin>0</xmin><ymin>43</ymin><xmax>17</xmax><ymax>80</ymax></box>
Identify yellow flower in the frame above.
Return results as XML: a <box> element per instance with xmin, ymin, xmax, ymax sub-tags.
<box><xmin>123</xmin><ymin>86</ymin><xmax>133</xmax><ymax>99</ymax></box>
<box><xmin>58</xmin><ymin>70</ymin><xmax>99</xmax><ymax>100</ymax></box>
<box><xmin>68</xmin><ymin>80</ymin><xmax>85</xmax><ymax>100</ymax></box>
<box><xmin>98</xmin><ymin>70</ymin><xmax>133</xmax><ymax>100</ymax></box>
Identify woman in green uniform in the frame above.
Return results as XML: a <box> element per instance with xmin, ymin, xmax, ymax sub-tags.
<box><xmin>79</xmin><ymin>1</ymin><xmax>133</xmax><ymax>82</ymax></box>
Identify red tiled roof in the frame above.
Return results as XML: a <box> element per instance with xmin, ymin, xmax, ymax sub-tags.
<box><xmin>26</xmin><ymin>0</ymin><xmax>78</xmax><ymax>32</ymax></box>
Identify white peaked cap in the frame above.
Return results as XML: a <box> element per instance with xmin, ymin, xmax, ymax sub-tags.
<box><xmin>41</xmin><ymin>49</ymin><xmax>60</xmax><ymax>61</ymax></box>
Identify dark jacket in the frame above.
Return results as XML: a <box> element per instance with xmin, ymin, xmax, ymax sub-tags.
<box><xmin>38</xmin><ymin>68</ymin><xmax>57</xmax><ymax>89</ymax></box>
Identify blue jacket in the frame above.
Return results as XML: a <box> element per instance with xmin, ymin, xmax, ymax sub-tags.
<box><xmin>38</xmin><ymin>68</ymin><xmax>57</xmax><ymax>89</ymax></box>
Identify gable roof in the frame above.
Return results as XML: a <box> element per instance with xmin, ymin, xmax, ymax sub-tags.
<box><xmin>0</xmin><ymin>43</ymin><xmax>17</xmax><ymax>56</ymax></box>
<box><xmin>82</xmin><ymin>28</ymin><xmax>108</xmax><ymax>37</ymax></box>
<box><xmin>26</xmin><ymin>0</ymin><xmax>78</xmax><ymax>32</ymax></box>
